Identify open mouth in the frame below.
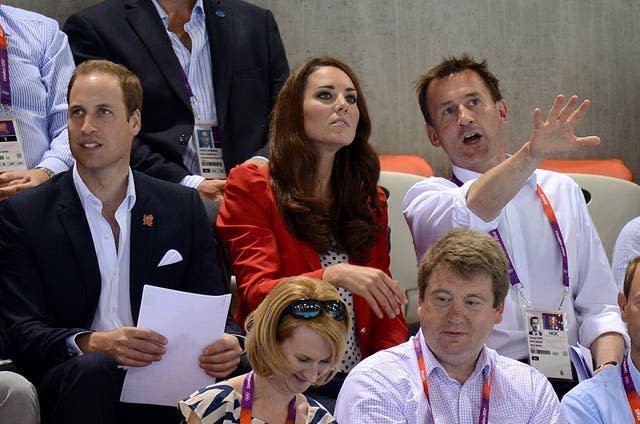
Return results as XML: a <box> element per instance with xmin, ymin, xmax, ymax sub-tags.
<box><xmin>462</xmin><ymin>132</ymin><xmax>481</xmax><ymax>144</ymax></box>
<box><xmin>331</xmin><ymin>119</ymin><xmax>348</xmax><ymax>127</ymax></box>
<box><xmin>80</xmin><ymin>142</ymin><xmax>101</xmax><ymax>149</ymax></box>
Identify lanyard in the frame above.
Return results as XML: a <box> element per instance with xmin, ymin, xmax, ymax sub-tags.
<box><xmin>621</xmin><ymin>356</ymin><xmax>640</xmax><ymax>423</ymax></box>
<box><xmin>413</xmin><ymin>335</ymin><xmax>491</xmax><ymax>424</ymax></box>
<box><xmin>240</xmin><ymin>371</ymin><xmax>297</xmax><ymax>424</ymax></box>
<box><xmin>0</xmin><ymin>22</ymin><xmax>11</xmax><ymax>107</ymax></box>
<box><xmin>451</xmin><ymin>174</ymin><xmax>570</xmax><ymax>308</ymax></box>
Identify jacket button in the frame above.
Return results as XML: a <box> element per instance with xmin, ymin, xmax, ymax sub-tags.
<box><xmin>178</xmin><ymin>134</ymin><xmax>187</xmax><ymax>145</ymax></box>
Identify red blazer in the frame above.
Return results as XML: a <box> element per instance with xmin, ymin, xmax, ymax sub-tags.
<box><xmin>218</xmin><ymin>165</ymin><xmax>407</xmax><ymax>358</ymax></box>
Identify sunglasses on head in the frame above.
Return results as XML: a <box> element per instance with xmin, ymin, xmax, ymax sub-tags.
<box><xmin>282</xmin><ymin>299</ymin><xmax>347</xmax><ymax>321</ymax></box>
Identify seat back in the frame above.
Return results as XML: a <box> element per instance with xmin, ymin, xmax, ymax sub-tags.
<box><xmin>379</xmin><ymin>171</ymin><xmax>427</xmax><ymax>324</ymax></box>
<box><xmin>379</xmin><ymin>155</ymin><xmax>434</xmax><ymax>177</ymax></box>
<box><xmin>567</xmin><ymin>173</ymin><xmax>640</xmax><ymax>261</ymax></box>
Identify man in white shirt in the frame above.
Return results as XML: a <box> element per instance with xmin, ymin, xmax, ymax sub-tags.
<box><xmin>403</xmin><ymin>55</ymin><xmax>626</xmax><ymax>396</ymax></box>
<box><xmin>0</xmin><ymin>60</ymin><xmax>243</xmax><ymax>424</ymax></box>
<box><xmin>335</xmin><ymin>228</ymin><xmax>562</xmax><ymax>423</ymax></box>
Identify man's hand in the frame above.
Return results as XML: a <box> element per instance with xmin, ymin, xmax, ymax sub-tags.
<box><xmin>242</xmin><ymin>157</ymin><xmax>268</xmax><ymax>168</ymax></box>
<box><xmin>528</xmin><ymin>94</ymin><xmax>601</xmax><ymax>160</ymax></box>
<box><xmin>199</xmin><ymin>333</ymin><xmax>242</xmax><ymax>379</ymax></box>
<box><xmin>76</xmin><ymin>327</ymin><xmax>167</xmax><ymax>367</ymax></box>
<box><xmin>197</xmin><ymin>179</ymin><xmax>226</xmax><ymax>201</ymax></box>
<box><xmin>323</xmin><ymin>263</ymin><xmax>408</xmax><ymax>320</ymax></box>
<box><xmin>0</xmin><ymin>168</ymin><xmax>52</xmax><ymax>200</ymax></box>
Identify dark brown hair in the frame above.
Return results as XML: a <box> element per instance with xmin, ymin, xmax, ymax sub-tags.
<box><xmin>416</xmin><ymin>54</ymin><xmax>502</xmax><ymax>125</ymax></box>
<box><xmin>269</xmin><ymin>56</ymin><xmax>383</xmax><ymax>262</ymax></box>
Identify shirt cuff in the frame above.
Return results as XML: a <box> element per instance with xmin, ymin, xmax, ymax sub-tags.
<box><xmin>66</xmin><ymin>331</ymin><xmax>92</xmax><ymax>356</ymax></box>
<box><xmin>37</xmin><ymin>157</ymin><xmax>71</xmax><ymax>175</ymax></box>
<box><xmin>180</xmin><ymin>174</ymin><xmax>206</xmax><ymax>188</ymax></box>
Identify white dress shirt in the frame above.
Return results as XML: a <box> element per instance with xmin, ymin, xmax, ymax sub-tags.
<box><xmin>403</xmin><ymin>166</ymin><xmax>627</xmax><ymax>360</ymax></box>
<box><xmin>151</xmin><ymin>0</ymin><xmax>214</xmax><ymax>188</ymax></box>
<box><xmin>73</xmin><ymin>166</ymin><xmax>136</xmax><ymax>331</ymax></box>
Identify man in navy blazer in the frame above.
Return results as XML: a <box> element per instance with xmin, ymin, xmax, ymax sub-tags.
<box><xmin>0</xmin><ymin>60</ymin><xmax>243</xmax><ymax>424</ymax></box>
<box><xmin>63</xmin><ymin>0</ymin><xmax>289</xmax><ymax>200</ymax></box>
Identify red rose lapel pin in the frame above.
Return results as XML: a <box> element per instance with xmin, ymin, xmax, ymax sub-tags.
<box><xmin>142</xmin><ymin>214</ymin><xmax>154</xmax><ymax>227</ymax></box>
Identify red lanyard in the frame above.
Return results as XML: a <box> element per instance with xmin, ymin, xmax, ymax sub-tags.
<box><xmin>0</xmin><ymin>22</ymin><xmax>11</xmax><ymax>107</ymax></box>
<box><xmin>240</xmin><ymin>371</ymin><xmax>297</xmax><ymax>424</ymax></box>
<box><xmin>413</xmin><ymin>335</ymin><xmax>491</xmax><ymax>424</ymax></box>
<box><xmin>451</xmin><ymin>175</ymin><xmax>570</xmax><ymax>302</ymax></box>
<box><xmin>621</xmin><ymin>356</ymin><xmax>640</xmax><ymax>422</ymax></box>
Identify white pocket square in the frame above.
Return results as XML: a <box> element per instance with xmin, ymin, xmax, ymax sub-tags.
<box><xmin>157</xmin><ymin>249</ymin><xmax>183</xmax><ymax>267</ymax></box>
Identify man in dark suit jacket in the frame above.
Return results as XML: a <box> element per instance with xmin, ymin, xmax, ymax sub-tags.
<box><xmin>63</xmin><ymin>0</ymin><xmax>289</xmax><ymax>201</ymax></box>
<box><xmin>0</xmin><ymin>60</ymin><xmax>243</xmax><ymax>424</ymax></box>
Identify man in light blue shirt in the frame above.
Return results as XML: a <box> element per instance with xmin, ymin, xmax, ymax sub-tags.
<box><xmin>561</xmin><ymin>256</ymin><xmax>640</xmax><ymax>423</ymax></box>
<box><xmin>0</xmin><ymin>4</ymin><xmax>74</xmax><ymax>200</ymax></box>
<box><xmin>335</xmin><ymin>228</ymin><xmax>562</xmax><ymax>423</ymax></box>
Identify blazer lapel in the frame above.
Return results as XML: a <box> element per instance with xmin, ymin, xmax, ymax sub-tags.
<box><xmin>205</xmin><ymin>0</ymin><xmax>233</xmax><ymax>130</ymax></box>
<box><xmin>57</xmin><ymin>172</ymin><xmax>101</xmax><ymax>308</ymax></box>
<box><xmin>123</xmin><ymin>0</ymin><xmax>192</xmax><ymax>110</ymax></box>
<box><xmin>129</xmin><ymin>174</ymin><xmax>156</xmax><ymax>322</ymax></box>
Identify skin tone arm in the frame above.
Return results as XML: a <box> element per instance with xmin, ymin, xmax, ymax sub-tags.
<box><xmin>0</xmin><ymin>168</ymin><xmax>51</xmax><ymax>200</ymax></box>
<box><xmin>466</xmin><ymin>95</ymin><xmax>601</xmax><ymax>222</ymax></box>
<box><xmin>591</xmin><ymin>332</ymin><xmax>625</xmax><ymax>373</ymax></box>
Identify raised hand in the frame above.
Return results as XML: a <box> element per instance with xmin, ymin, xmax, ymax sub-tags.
<box><xmin>529</xmin><ymin>94</ymin><xmax>601</xmax><ymax>160</ymax></box>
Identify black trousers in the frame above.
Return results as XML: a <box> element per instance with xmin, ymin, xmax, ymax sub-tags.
<box><xmin>38</xmin><ymin>352</ymin><xmax>180</xmax><ymax>424</ymax></box>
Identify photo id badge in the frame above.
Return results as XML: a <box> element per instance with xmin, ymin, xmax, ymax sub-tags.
<box><xmin>525</xmin><ymin>310</ymin><xmax>572</xmax><ymax>380</ymax></box>
<box><xmin>194</xmin><ymin>121</ymin><xmax>226</xmax><ymax>179</ymax></box>
<box><xmin>0</xmin><ymin>117</ymin><xmax>26</xmax><ymax>171</ymax></box>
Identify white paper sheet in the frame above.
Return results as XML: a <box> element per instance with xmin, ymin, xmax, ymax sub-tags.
<box><xmin>120</xmin><ymin>285</ymin><xmax>231</xmax><ymax>406</ymax></box>
<box><xmin>569</xmin><ymin>342</ymin><xmax>594</xmax><ymax>382</ymax></box>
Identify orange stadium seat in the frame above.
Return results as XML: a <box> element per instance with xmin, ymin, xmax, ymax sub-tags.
<box><xmin>379</xmin><ymin>155</ymin><xmax>434</xmax><ymax>177</ymax></box>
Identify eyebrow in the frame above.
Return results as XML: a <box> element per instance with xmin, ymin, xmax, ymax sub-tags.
<box><xmin>436</xmin><ymin>91</ymin><xmax>482</xmax><ymax>110</ymax></box>
<box><xmin>314</xmin><ymin>85</ymin><xmax>357</xmax><ymax>92</ymax></box>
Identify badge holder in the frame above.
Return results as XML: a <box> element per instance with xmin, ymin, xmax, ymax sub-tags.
<box><xmin>525</xmin><ymin>308</ymin><xmax>573</xmax><ymax>380</ymax></box>
<box><xmin>193</xmin><ymin>121</ymin><xmax>226</xmax><ymax>179</ymax></box>
<box><xmin>0</xmin><ymin>113</ymin><xmax>26</xmax><ymax>171</ymax></box>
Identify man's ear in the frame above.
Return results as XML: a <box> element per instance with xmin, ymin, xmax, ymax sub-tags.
<box><xmin>494</xmin><ymin>301</ymin><xmax>505</xmax><ymax>324</ymax></box>
<box><xmin>496</xmin><ymin>99</ymin><xmax>508</xmax><ymax>124</ymax></box>
<box><xmin>425</xmin><ymin>123</ymin><xmax>440</xmax><ymax>147</ymax></box>
<box><xmin>128</xmin><ymin>109</ymin><xmax>141</xmax><ymax>136</ymax></box>
<box><xmin>618</xmin><ymin>292</ymin><xmax>628</xmax><ymax>324</ymax></box>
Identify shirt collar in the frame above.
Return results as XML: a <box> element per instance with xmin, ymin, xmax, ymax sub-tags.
<box><xmin>419</xmin><ymin>329</ymin><xmax>492</xmax><ymax>382</ymax></box>
<box><xmin>72</xmin><ymin>165</ymin><xmax>137</xmax><ymax>212</ymax></box>
<box><xmin>150</xmin><ymin>0</ymin><xmax>204</xmax><ymax>28</ymax></box>
<box><xmin>451</xmin><ymin>155</ymin><xmax>539</xmax><ymax>188</ymax></box>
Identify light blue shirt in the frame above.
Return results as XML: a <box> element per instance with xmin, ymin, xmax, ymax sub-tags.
<box><xmin>562</xmin><ymin>352</ymin><xmax>639</xmax><ymax>423</ymax></box>
<box><xmin>151</xmin><ymin>0</ymin><xmax>213</xmax><ymax>188</ymax></box>
<box><xmin>612</xmin><ymin>217</ymin><xmax>640</xmax><ymax>291</ymax></box>
<box><xmin>0</xmin><ymin>5</ymin><xmax>74</xmax><ymax>173</ymax></box>
<box><xmin>335</xmin><ymin>331</ymin><xmax>564</xmax><ymax>423</ymax></box>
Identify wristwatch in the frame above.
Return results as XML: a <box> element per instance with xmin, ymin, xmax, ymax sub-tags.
<box><xmin>35</xmin><ymin>167</ymin><xmax>54</xmax><ymax>179</ymax></box>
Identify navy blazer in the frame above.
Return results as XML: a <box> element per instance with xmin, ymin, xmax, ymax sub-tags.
<box><xmin>0</xmin><ymin>170</ymin><xmax>239</xmax><ymax>377</ymax></box>
<box><xmin>63</xmin><ymin>0</ymin><xmax>289</xmax><ymax>183</ymax></box>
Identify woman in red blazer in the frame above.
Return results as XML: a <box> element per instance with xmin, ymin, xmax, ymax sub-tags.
<box><xmin>218</xmin><ymin>57</ymin><xmax>408</xmax><ymax>399</ymax></box>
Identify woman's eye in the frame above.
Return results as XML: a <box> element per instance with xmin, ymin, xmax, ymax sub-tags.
<box><xmin>346</xmin><ymin>95</ymin><xmax>357</xmax><ymax>104</ymax></box>
<box><xmin>316</xmin><ymin>91</ymin><xmax>331</xmax><ymax>100</ymax></box>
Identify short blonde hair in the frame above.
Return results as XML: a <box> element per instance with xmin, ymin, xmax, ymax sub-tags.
<box><xmin>245</xmin><ymin>276</ymin><xmax>350</xmax><ymax>386</ymax></box>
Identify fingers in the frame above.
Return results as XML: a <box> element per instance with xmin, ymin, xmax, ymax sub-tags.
<box><xmin>545</xmin><ymin>94</ymin><xmax>566</xmax><ymax>122</ymax></box>
<box><xmin>566</xmin><ymin>99</ymin><xmax>591</xmax><ymax>125</ymax></box>
<box><xmin>199</xmin><ymin>335</ymin><xmax>242</xmax><ymax>378</ymax></box>
<box><xmin>555</xmin><ymin>95</ymin><xmax>578</xmax><ymax>122</ymax></box>
<box><xmin>105</xmin><ymin>327</ymin><xmax>167</xmax><ymax>367</ymax></box>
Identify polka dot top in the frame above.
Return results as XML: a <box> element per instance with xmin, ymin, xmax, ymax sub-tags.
<box><xmin>319</xmin><ymin>246</ymin><xmax>362</xmax><ymax>373</ymax></box>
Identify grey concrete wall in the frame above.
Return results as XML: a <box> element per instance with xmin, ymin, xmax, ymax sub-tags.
<box><xmin>8</xmin><ymin>0</ymin><xmax>640</xmax><ymax>181</ymax></box>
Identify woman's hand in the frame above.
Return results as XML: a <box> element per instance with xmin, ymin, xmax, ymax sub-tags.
<box><xmin>323</xmin><ymin>263</ymin><xmax>408</xmax><ymax>319</ymax></box>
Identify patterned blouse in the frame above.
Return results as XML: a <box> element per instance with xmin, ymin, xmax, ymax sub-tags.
<box><xmin>179</xmin><ymin>382</ymin><xmax>337</xmax><ymax>424</ymax></box>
